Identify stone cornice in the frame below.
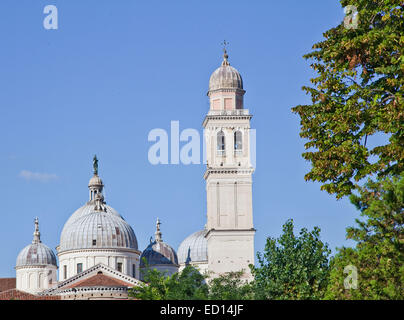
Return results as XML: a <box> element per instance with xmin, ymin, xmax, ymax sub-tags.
<box><xmin>15</xmin><ymin>264</ymin><xmax>58</xmax><ymax>270</ymax></box>
<box><xmin>207</xmin><ymin>88</ymin><xmax>246</xmax><ymax>96</ymax></box>
<box><xmin>204</xmin><ymin>228</ymin><xmax>256</xmax><ymax>238</ymax></box>
<box><xmin>57</xmin><ymin>286</ymin><xmax>128</xmax><ymax>295</ymax></box>
<box><xmin>57</xmin><ymin>247</ymin><xmax>141</xmax><ymax>257</ymax></box>
<box><xmin>202</xmin><ymin>114</ymin><xmax>253</xmax><ymax>127</ymax></box>
<box><xmin>203</xmin><ymin>167</ymin><xmax>255</xmax><ymax>180</ymax></box>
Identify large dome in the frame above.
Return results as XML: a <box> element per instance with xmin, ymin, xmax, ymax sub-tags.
<box><xmin>62</xmin><ymin>202</ymin><xmax>123</xmax><ymax>232</ymax></box>
<box><xmin>177</xmin><ymin>230</ymin><xmax>208</xmax><ymax>265</ymax></box>
<box><xmin>59</xmin><ymin>209</ymin><xmax>138</xmax><ymax>252</ymax></box>
<box><xmin>59</xmin><ymin>160</ymin><xmax>138</xmax><ymax>253</ymax></box>
<box><xmin>209</xmin><ymin>50</ymin><xmax>243</xmax><ymax>92</ymax></box>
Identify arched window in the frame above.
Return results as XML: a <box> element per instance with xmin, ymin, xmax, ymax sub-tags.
<box><xmin>217</xmin><ymin>131</ymin><xmax>225</xmax><ymax>155</ymax></box>
<box><xmin>234</xmin><ymin>130</ymin><xmax>242</xmax><ymax>153</ymax></box>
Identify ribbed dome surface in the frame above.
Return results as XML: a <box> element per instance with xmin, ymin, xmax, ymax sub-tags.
<box><xmin>16</xmin><ymin>243</ymin><xmax>57</xmax><ymax>267</ymax></box>
<box><xmin>59</xmin><ymin>210</ymin><xmax>138</xmax><ymax>252</ymax></box>
<box><xmin>140</xmin><ymin>241</ymin><xmax>178</xmax><ymax>267</ymax></box>
<box><xmin>177</xmin><ymin>230</ymin><xmax>208</xmax><ymax>264</ymax></box>
<box><xmin>209</xmin><ymin>65</ymin><xmax>243</xmax><ymax>91</ymax></box>
<box><xmin>62</xmin><ymin>203</ymin><xmax>123</xmax><ymax>231</ymax></box>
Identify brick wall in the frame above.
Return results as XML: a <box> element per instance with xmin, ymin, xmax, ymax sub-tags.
<box><xmin>0</xmin><ymin>278</ymin><xmax>16</xmax><ymax>292</ymax></box>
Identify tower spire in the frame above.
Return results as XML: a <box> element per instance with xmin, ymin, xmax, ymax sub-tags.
<box><xmin>221</xmin><ymin>40</ymin><xmax>230</xmax><ymax>66</ymax></box>
<box><xmin>32</xmin><ymin>217</ymin><xmax>41</xmax><ymax>244</ymax></box>
<box><xmin>155</xmin><ymin>218</ymin><xmax>162</xmax><ymax>242</ymax></box>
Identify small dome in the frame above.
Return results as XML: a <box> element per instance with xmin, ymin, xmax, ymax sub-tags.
<box><xmin>59</xmin><ymin>210</ymin><xmax>138</xmax><ymax>252</ymax></box>
<box><xmin>209</xmin><ymin>50</ymin><xmax>243</xmax><ymax>92</ymax></box>
<box><xmin>140</xmin><ymin>218</ymin><xmax>178</xmax><ymax>267</ymax></box>
<box><xmin>209</xmin><ymin>65</ymin><xmax>243</xmax><ymax>91</ymax></box>
<box><xmin>88</xmin><ymin>174</ymin><xmax>103</xmax><ymax>188</ymax></box>
<box><xmin>140</xmin><ymin>241</ymin><xmax>178</xmax><ymax>267</ymax></box>
<box><xmin>16</xmin><ymin>242</ymin><xmax>57</xmax><ymax>267</ymax></box>
<box><xmin>16</xmin><ymin>218</ymin><xmax>57</xmax><ymax>267</ymax></box>
<box><xmin>177</xmin><ymin>230</ymin><xmax>208</xmax><ymax>264</ymax></box>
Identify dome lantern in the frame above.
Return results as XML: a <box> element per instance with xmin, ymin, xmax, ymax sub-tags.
<box><xmin>32</xmin><ymin>217</ymin><xmax>41</xmax><ymax>244</ymax></box>
<box><xmin>155</xmin><ymin>218</ymin><xmax>162</xmax><ymax>243</ymax></box>
<box><xmin>88</xmin><ymin>155</ymin><xmax>104</xmax><ymax>201</ymax></box>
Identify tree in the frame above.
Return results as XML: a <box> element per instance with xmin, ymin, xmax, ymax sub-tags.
<box><xmin>128</xmin><ymin>268</ymin><xmax>170</xmax><ymax>300</ymax></box>
<box><xmin>326</xmin><ymin>173</ymin><xmax>404</xmax><ymax>299</ymax></box>
<box><xmin>208</xmin><ymin>271</ymin><xmax>255</xmax><ymax>300</ymax></box>
<box><xmin>292</xmin><ymin>0</ymin><xmax>403</xmax><ymax>199</ymax></box>
<box><xmin>164</xmin><ymin>266</ymin><xmax>209</xmax><ymax>300</ymax></box>
<box><xmin>128</xmin><ymin>265</ymin><xmax>209</xmax><ymax>300</ymax></box>
<box><xmin>251</xmin><ymin>219</ymin><xmax>331</xmax><ymax>300</ymax></box>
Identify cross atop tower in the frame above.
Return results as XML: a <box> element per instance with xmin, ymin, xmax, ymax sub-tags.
<box><xmin>221</xmin><ymin>40</ymin><xmax>230</xmax><ymax>66</ymax></box>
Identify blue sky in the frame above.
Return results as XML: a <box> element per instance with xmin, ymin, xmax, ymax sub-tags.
<box><xmin>0</xmin><ymin>0</ymin><xmax>359</xmax><ymax>277</ymax></box>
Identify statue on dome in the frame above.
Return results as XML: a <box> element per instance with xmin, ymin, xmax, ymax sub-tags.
<box><xmin>93</xmin><ymin>155</ymin><xmax>98</xmax><ymax>175</ymax></box>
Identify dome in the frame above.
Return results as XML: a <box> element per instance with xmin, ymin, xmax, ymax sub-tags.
<box><xmin>88</xmin><ymin>174</ymin><xmax>103</xmax><ymax>188</ymax></box>
<box><xmin>140</xmin><ymin>241</ymin><xmax>178</xmax><ymax>267</ymax></box>
<box><xmin>59</xmin><ymin>156</ymin><xmax>138</xmax><ymax>252</ymax></box>
<box><xmin>16</xmin><ymin>242</ymin><xmax>57</xmax><ymax>267</ymax></box>
<box><xmin>62</xmin><ymin>202</ymin><xmax>123</xmax><ymax>231</ymax></box>
<box><xmin>209</xmin><ymin>50</ymin><xmax>243</xmax><ymax>92</ymax></box>
<box><xmin>140</xmin><ymin>218</ymin><xmax>178</xmax><ymax>267</ymax></box>
<box><xmin>177</xmin><ymin>230</ymin><xmax>208</xmax><ymax>265</ymax></box>
<box><xmin>59</xmin><ymin>209</ymin><xmax>138</xmax><ymax>252</ymax></box>
<box><xmin>16</xmin><ymin>218</ymin><xmax>57</xmax><ymax>267</ymax></box>
<box><xmin>209</xmin><ymin>65</ymin><xmax>243</xmax><ymax>91</ymax></box>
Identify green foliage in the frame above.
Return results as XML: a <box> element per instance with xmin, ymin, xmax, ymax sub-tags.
<box><xmin>251</xmin><ymin>219</ymin><xmax>331</xmax><ymax>300</ymax></box>
<box><xmin>326</xmin><ymin>173</ymin><xmax>404</xmax><ymax>299</ymax></box>
<box><xmin>208</xmin><ymin>271</ymin><xmax>255</xmax><ymax>300</ymax></box>
<box><xmin>164</xmin><ymin>266</ymin><xmax>209</xmax><ymax>300</ymax></box>
<box><xmin>128</xmin><ymin>265</ymin><xmax>209</xmax><ymax>300</ymax></box>
<box><xmin>292</xmin><ymin>0</ymin><xmax>404</xmax><ymax>198</ymax></box>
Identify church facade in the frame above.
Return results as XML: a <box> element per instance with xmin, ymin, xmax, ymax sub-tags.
<box><xmin>0</xmin><ymin>50</ymin><xmax>256</xmax><ymax>300</ymax></box>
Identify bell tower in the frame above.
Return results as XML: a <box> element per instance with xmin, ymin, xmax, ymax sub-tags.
<box><xmin>203</xmin><ymin>47</ymin><xmax>255</xmax><ymax>279</ymax></box>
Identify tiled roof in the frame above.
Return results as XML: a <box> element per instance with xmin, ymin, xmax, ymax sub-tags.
<box><xmin>0</xmin><ymin>289</ymin><xmax>60</xmax><ymax>300</ymax></box>
<box><xmin>67</xmin><ymin>273</ymin><xmax>133</xmax><ymax>288</ymax></box>
<box><xmin>0</xmin><ymin>278</ymin><xmax>16</xmax><ymax>292</ymax></box>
